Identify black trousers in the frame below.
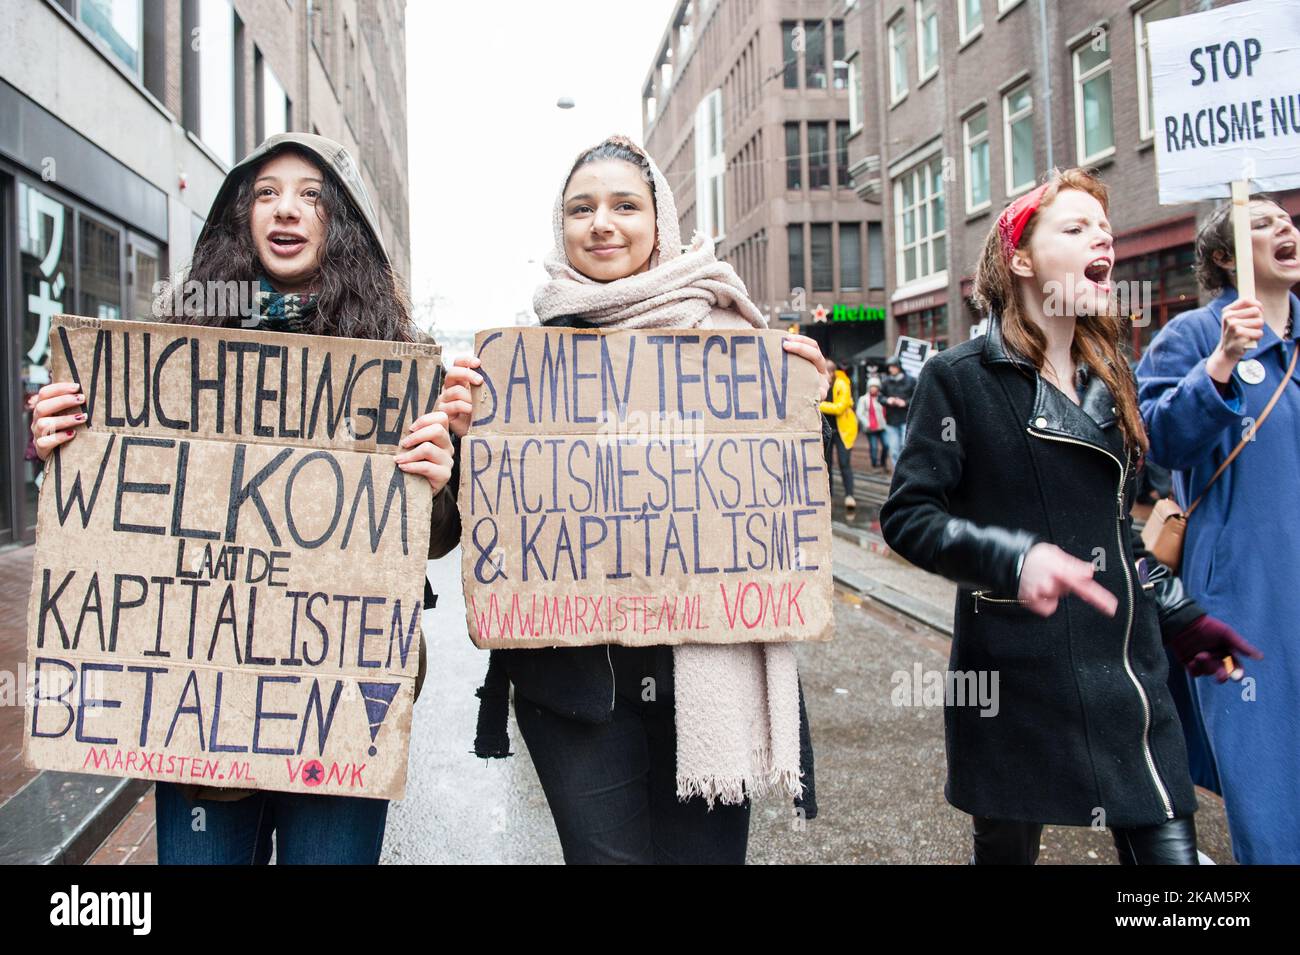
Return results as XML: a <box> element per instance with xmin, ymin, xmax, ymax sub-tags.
<box><xmin>971</xmin><ymin>815</ymin><xmax>1199</xmax><ymax>864</ymax></box>
<box><xmin>515</xmin><ymin>646</ymin><xmax>751</xmax><ymax>864</ymax></box>
<box><xmin>822</xmin><ymin>427</ymin><xmax>855</xmax><ymax>497</ymax></box>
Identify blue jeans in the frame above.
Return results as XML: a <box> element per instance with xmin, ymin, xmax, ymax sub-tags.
<box><xmin>884</xmin><ymin>423</ymin><xmax>907</xmax><ymax>466</ymax></box>
<box><xmin>865</xmin><ymin>430</ymin><xmax>886</xmax><ymax>467</ymax></box>
<box><xmin>514</xmin><ymin>647</ymin><xmax>751</xmax><ymax>864</ymax></box>
<box><xmin>155</xmin><ymin>782</ymin><xmax>389</xmax><ymax>864</ymax></box>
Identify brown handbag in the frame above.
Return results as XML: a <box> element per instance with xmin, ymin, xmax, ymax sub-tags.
<box><xmin>1141</xmin><ymin>344</ymin><xmax>1299</xmax><ymax>571</ymax></box>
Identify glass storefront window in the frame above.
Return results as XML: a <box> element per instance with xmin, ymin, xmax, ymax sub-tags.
<box><xmin>1114</xmin><ymin>244</ymin><xmax>1197</xmax><ymax>357</ymax></box>
<box><xmin>14</xmin><ymin>181</ymin><xmax>129</xmax><ymax>539</ymax></box>
<box><xmin>18</xmin><ymin>182</ymin><xmax>75</xmax><ymax>534</ymax></box>
<box><xmin>79</xmin><ymin>214</ymin><xmax>123</xmax><ymax>321</ymax></box>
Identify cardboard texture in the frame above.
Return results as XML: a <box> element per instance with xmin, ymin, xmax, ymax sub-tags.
<box><xmin>23</xmin><ymin>316</ymin><xmax>441</xmax><ymax>800</ymax></box>
<box><xmin>459</xmin><ymin>327</ymin><xmax>834</xmax><ymax>649</ymax></box>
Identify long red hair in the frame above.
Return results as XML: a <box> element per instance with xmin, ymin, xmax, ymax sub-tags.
<box><xmin>973</xmin><ymin>168</ymin><xmax>1147</xmax><ymax>456</ymax></box>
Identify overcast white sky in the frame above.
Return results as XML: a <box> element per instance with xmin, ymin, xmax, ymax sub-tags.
<box><xmin>405</xmin><ymin>0</ymin><xmax>679</xmax><ymax>338</ymax></box>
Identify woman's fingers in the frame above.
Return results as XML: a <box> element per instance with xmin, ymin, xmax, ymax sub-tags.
<box><xmin>443</xmin><ymin>364</ymin><xmax>483</xmax><ymax>388</ymax></box>
<box><xmin>437</xmin><ymin>384</ymin><xmax>472</xmax><ymax>407</ymax></box>
<box><xmin>404</xmin><ymin>410</ymin><xmax>449</xmax><ymax>436</ymax></box>
<box><xmin>1066</xmin><ymin>574</ymin><xmax>1118</xmax><ymax>617</ymax></box>
<box><xmin>395</xmin><ymin>440</ymin><xmax>453</xmax><ymax>493</ymax></box>
<box><xmin>402</xmin><ymin>423</ymin><xmax>452</xmax><ymax>452</ymax></box>
<box><xmin>36</xmin><ymin>412</ymin><xmax>88</xmax><ymax>435</ymax></box>
<box><xmin>33</xmin><ymin>428</ymin><xmax>78</xmax><ymax>458</ymax></box>
<box><xmin>32</xmin><ymin>390</ymin><xmax>85</xmax><ymax>425</ymax></box>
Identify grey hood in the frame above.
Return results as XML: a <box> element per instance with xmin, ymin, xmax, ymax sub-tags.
<box><xmin>194</xmin><ymin>132</ymin><xmax>390</xmax><ymax>268</ymax></box>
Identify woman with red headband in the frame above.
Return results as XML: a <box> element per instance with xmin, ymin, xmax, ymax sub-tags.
<box><xmin>880</xmin><ymin>168</ymin><xmax>1252</xmax><ymax>864</ymax></box>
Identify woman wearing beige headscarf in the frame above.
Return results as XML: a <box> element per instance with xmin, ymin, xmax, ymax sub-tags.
<box><xmin>437</xmin><ymin>136</ymin><xmax>829</xmax><ymax>863</ymax></box>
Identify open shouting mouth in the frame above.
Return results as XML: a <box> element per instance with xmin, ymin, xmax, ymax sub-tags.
<box><xmin>1083</xmin><ymin>256</ymin><xmax>1112</xmax><ymax>289</ymax></box>
<box><xmin>267</xmin><ymin>231</ymin><xmax>308</xmax><ymax>257</ymax></box>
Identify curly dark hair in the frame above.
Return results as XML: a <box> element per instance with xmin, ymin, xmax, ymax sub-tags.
<box><xmin>183</xmin><ymin>144</ymin><xmax>413</xmax><ymax>342</ymax></box>
<box><xmin>1194</xmin><ymin>192</ymin><xmax>1282</xmax><ymax>295</ymax></box>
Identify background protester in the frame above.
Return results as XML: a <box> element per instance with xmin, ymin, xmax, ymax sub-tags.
<box><xmin>856</xmin><ymin>377</ymin><xmax>888</xmax><ymax>472</ymax></box>
<box><xmin>820</xmin><ymin>358</ymin><xmax>858</xmax><ymax>511</ymax></box>
<box><xmin>27</xmin><ymin>133</ymin><xmax>460</xmax><ymax>865</ymax></box>
<box><xmin>879</xmin><ymin>359</ymin><xmax>914</xmax><ymax>472</ymax></box>
<box><xmin>437</xmin><ymin>135</ymin><xmax>825</xmax><ymax>864</ymax></box>
<box><xmin>1136</xmin><ymin>195</ymin><xmax>1300</xmax><ymax>865</ymax></box>
<box><xmin>881</xmin><ymin>168</ymin><xmax>1252</xmax><ymax>865</ymax></box>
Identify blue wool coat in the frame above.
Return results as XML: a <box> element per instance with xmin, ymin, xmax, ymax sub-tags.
<box><xmin>1137</xmin><ymin>289</ymin><xmax>1300</xmax><ymax>864</ymax></box>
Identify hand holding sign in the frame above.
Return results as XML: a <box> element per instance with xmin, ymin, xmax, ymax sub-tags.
<box><xmin>435</xmin><ymin>356</ymin><xmax>483</xmax><ymax>438</ymax></box>
<box><xmin>1207</xmin><ymin>297</ymin><xmax>1265</xmax><ymax>382</ymax></box>
<box><xmin>29</xmin><ymin>381</ymin><xmax>87</xmax><ymax>461</ymax></box>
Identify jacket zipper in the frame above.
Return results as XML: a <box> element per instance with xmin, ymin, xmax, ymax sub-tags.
<box><xmin>971</xmin><ymin>591</ymin><xmax>1024</xmax><ymax>613</ymax></box>
<box><xmin>1026</xmin><ymin>426</ymin><xmax>1175</xmax><ymax>819</ymax></box>
<box><xmin>606</xmin><ymin>645</ymin><xmax>616</xmax><ymax>712</ymax></box>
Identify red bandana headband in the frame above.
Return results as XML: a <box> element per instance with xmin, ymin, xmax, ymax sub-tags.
<box><xmin>997</xmin><ymin>181</ymin><xmax>1052</xmax><ymax>261</ymax></box>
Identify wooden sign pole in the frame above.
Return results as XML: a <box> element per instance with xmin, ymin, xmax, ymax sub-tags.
<box><xmin>1231</xmin><ymin>179</ymin><xmax>1256</xmax><ymax>302</ymax></box>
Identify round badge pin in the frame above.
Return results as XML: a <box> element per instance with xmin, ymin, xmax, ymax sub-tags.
<box><xmin>1238</xmin><ymin>358</ymin><xmax>1266</xmax><ymax>385</ymax></box>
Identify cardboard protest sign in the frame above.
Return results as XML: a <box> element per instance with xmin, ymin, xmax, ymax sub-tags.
<box><xmin>1149</xmin><ymin>0</ymin><xmax>1300</xmax><ymax>205</ymax></box>
<box><xmin>23</xmin><ymin>315</ymin><xmax>441</xmax><ymax>800</ymax></box>
<box><xmin>459</xmin><ymin>327</ymin><xmax>834</xmax><ymax>649</ymax></box>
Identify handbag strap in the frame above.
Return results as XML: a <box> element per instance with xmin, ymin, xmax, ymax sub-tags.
<box><xmin>1185</xmin><ymin>341</ymin><xmax>1299</xmax><ymax>518</ymax></box>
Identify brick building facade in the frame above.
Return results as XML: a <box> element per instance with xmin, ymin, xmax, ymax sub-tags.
<box><xmin>848</xmin><ymin>0</ymin><xmax>1300</xmax><ymax>358</ymax></box>
<box><xmin>642</xmin><ymin>0</ymin><xmax>889</xmax><ymax>367</ymax></box>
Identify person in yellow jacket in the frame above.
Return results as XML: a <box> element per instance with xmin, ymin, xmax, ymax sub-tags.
<box><xmin>819</xmin><ymin>359</ymin><xmax>857</xmax><ymax>511</ymax></box>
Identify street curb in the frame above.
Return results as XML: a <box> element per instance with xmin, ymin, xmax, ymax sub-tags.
<box><xmin>0</xmin><ymin>771</ymin><xmax>151</xmax><ymax>865</ymax></box>
<box><xmin>831</xmin><ymin>520</ymin><xmax>954</xmax><ymax>637</ymax></box>
<box><xmin>833</xmin><ymin>567</ymin><xmax>954</xmax><ymax>637</ymax></box>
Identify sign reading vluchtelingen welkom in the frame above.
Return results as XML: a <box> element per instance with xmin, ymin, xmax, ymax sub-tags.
<box><xmin>23</xmin><ymin>315</ymin><xmax>441</xmax><ymax>800</ymax></box>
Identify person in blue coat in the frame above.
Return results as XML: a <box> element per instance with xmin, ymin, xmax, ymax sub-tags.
<box><xmin>1136</xmin><ymin>194</ymin><xmax>1300</xmax><ymax>864</ymax></box>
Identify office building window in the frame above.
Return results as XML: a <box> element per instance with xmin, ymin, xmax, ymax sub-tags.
<box><xmin>841</xmin><ymin>223</ymin><xmax>862</xmax><ymax>290</ymax></box>
<box><xmin>917</xmin><ymin>0</ymin><xmax>938</xmax><ymax>82</ymax></box>
<box><xmin>788</xmin><ymin>224</ymin><xmax>805</xmax><ymax>292</ymax></box>
<box><xmin>833</xmin><ymin>20</ymin><xmax>847</xmax><ymax>89</ymax></box>
<box><xmin>785</xmin><ymin>122</ymin><xmax>802</xmax><ymax>189</ymax></box>
<box><xmin>895</xmin><ymin>155</ymin><xmax>946</xmax><ymax>284</ymax></box>
<box><xmin>808</xmin><ymin>122</ymin><xmax>830</xmax><ymax>189</ymax></box>
<box><xmin>1074</xmin><ymin>42</ymin><xmax>1115</xmax><ymax>163</ymax></box>
<box><xmin>900</xmin><ymin>305</ymin><xmax>950</xmax><ymax>351</ymax></box>
<box><xmin>868</xmin><ymin>222</ymin><xmax>885</xmax><ymax>289</ymax></box>
<box><xmin>1003</xmin><ymin>82</ymin><xmax>1034</xmax><ymax>194</ymax></box>
<box><xmin>958</xmin><ymin>0</ymin><xmax>983</xmax><ymax>43</ymax></box>
<box><xmin>257</xmin><ymin>52</ymin><xmax>290</xmax><ymax>142</ymax></box>
<box><xmin>782</xmin><ymin>21</ymin><xmax>799</xmax><ymax>88</ymax></box>
<box><xmin>192</xmin><ymin>0</ymin><xmax>237</xmax><ymax>167</ymax></box>
<box><xmin>848</xmin><ymin>54</ymin><xmax>864</xmax><ymax>131</ymax></box>
<box><xmin>694</xmin><ymin>90</ymin><xmax>726</xmax><ymax>240</ymax></box>
<box><xmin>889</xmin><ymin>15</ymin><xmax>908</xmax><ymax>102</ymax></box>
<box><xmin>805</xmin><ymin>20</ymin><xmax>826</xmax><ymax>89</ymax></box>
<box><xmin>836</xmin><ymin>123</ymin><xmax>851</xmax><ymax>189</ymax></box>
<box><xmin>811</xmin><ymin>224</ymin><xmax>833</xmax><ymax>291</ymax></box>
<box><xmin>1136</xmin><ymin>0</ymin><xmax>1180</xmax><ymax>141</ymax></box>
<box><xmin>70</xmin><ymin>0</ymin><xmax>143</xmax><ymax>74</ymax></box>
<box><xmin>964</xmin><ymin>109</ymin><xmax>991</xmax><ymax>213</ymax></box>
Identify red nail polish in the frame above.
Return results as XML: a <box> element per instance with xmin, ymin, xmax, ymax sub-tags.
<box><xmin>66</xmin><ymin>430</ymin><xmax>75</xmax><ymax>436</ymax></box>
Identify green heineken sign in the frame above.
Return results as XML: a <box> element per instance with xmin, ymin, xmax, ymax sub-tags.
<box><xmin>832</xmin><ymin>304</ymin><xmax>886</xmax><ymax>322</ymax></box>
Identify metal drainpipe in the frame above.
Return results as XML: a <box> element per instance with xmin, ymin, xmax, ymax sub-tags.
<box><xmin>1038</xmin><ymin>0</ymin><xmax>1053</xmax><ymax>170</ymax></box>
